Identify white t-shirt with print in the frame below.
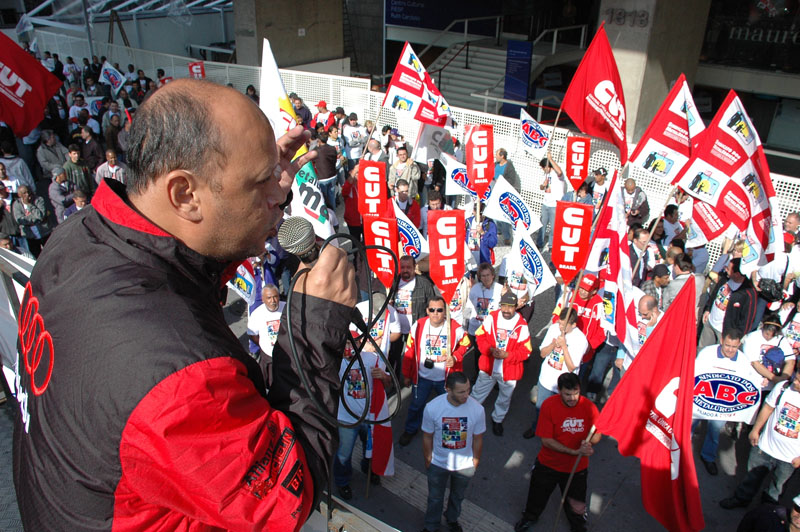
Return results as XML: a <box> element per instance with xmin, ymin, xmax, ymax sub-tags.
<box><xmin>349</xmin><ymin>300</ymin><xmax>401</xmax><ymax>358</ymax></box>
<box><xmin>422</xmin><ymin>394</ymin><xmax>486</xmax><ymax>471</ymax></box>
<box><xmin>467</xmin><ymin>282</ymin><xmax>502</xmax><ymax>335</ymax></box>
<box><xmin>542</xmin><ymin>170</ymin><xmax>565</xmax><ymax>208</ymax></box>
<box><xmin>337</xmin><ymin>350</ymin><xmax>385</xmax><ymax>424</ymax></box>
<box><xmin>708</xmin><ymin>280</ymin><xmax>742</xmax><ymax>332</ymax></box>
<box><xmin>742</xmin><ymin>330</ymin><xmax>794</xmax><ymax>391</ymax></box>
<box><xmin>247</xmin><ymin>301</ymin><xmax>285</xmax><ymax>357</ymax></box>
<box><xmin>411</xmin><ymin>319</ymin><xmax>462</xmax><ymax>381</ymax></box>
<box><xmin>394</xmin><ymin>278</ymin><xmax>416</xmax><ymax>334</ymax></box>
<box><xmin>538</xmin><ymin>323</ymin><xmax>588</xmax><ymax>392</ymax></box>
<box><xmin>759</xmin><ymin>384</ymin><xmax>800</xmax><ymax>463</ymax></box>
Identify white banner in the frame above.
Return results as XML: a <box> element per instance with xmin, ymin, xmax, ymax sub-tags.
<box><xmin>393</xmin><ymin>201</ymin><xmax>429</xmax><ymax>259</ymax></box>
<box><xmin>519</xmin><ymin>108</ymin><xmax>549</xmax><ymax>155</ymax></box>
<box><xmin>692</xmin><ymin>355</ymin><xmax>762</xmax><ymax>423</ymax></box>
<box><xmin>483</xmin><ymin>175</ymin><xmax>542</xmax><ymax>234</ymax></box>
<box><xmin>499</xmin><ymin>221</ymin><xmax>556</xmax><ymax>297</ymax></box>
<box><xmin>412</xmin><ymin>122</ymin><xmax>454</xmax><ymax>163</ymax></box>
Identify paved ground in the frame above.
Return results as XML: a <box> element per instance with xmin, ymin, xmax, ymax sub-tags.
<box><xmin>2</xmin><ymin>242</ymin><xmax>799</xmax><ymax>531</ymax></box>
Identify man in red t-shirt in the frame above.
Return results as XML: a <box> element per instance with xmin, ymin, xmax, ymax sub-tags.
<box><xmin>515</xmin><ymin>373</ymin><xmax>601</xmax><ymax>532</ymax></box>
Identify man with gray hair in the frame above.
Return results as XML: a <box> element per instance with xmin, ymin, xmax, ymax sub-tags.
<box><xmin>37</xmin><ymin>130</ymin><xmax>70</xmax><ymax>178</ymax></box>
<box><xmin>47</xmin><ymin>167</ymin><xmax>75</xmax><ymax>223</ymax></box>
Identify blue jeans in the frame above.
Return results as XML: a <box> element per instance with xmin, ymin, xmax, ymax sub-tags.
<box><xmin>318</xmin><ymin>177</ymin><xmax>337</xmax><ymax>210</ymax></box>
<box><xmin>691</xmin><ymin>418</ymin><xmax>726</xmax><ymax>462</ymax></box>
<box><xmin>538</xmin><ymin>205</ymin><xmax>556</xmax><ymax>249</ymax></box>
<box><xmin>405</xmin><ymin>377</ymin><xmax>446</xmax><ymax>434</ymax></box>
<box><xmin>333</xmin><ymin>424</ymin><xmax>370</xmax><ymax>487</ymax></box>
<box><xmin>587</xmin><ymin>343</ymin><xmax>620</xmax><ymax>396</ymax></box>
<box><xmin>529</xmin><ymin>382</ymin><xmax>557</xmax><ymax>432</ymax></box>
<box><xmin>425</xmin><ymin>464</ymin><xmax>475</xmax><ymax>529</ymax></box>
<box><xmin>497</xmin><ymin>220</ymin><xmax>513</xmax><ymax>243</ymax></box>
<box><xmin>734</xmin><ymin>446</ymin><xmax>796</xmax><ymax>503</ymax></box>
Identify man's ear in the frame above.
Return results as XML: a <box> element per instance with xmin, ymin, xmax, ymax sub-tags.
<box><xmin>164</xmin><ymin>170</ymin><xmax>203</xmax><ymax>222</ymax></box>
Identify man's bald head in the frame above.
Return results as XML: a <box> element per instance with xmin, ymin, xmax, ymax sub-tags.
<box><xmin>639</xmin><ymin>295</ymin><xmax>657</xmax><ymax>313</ymax></box>
<box><xmin>127</xmin><ymin>79</ymin><xmax>243</xmax><ymax>196</ymax></box>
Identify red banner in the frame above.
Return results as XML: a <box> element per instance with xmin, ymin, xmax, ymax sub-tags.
<box><xmin>566</xmin><ymin>136</ymin><xmax>591</xmax><ymax>192</ymax></box>
<box><xmin>0</xmin><ymin>33</ymin><xmax>63</xmax><ymax>137</ymax></box>
<box><xmin>552</xmin><ymin>202</ymin><xmax>594</xmax><ymax>284</ymax></box>
<box><xmin>188</xmin><ymin>61</ymin><xmax>205</xmax><ymax>79</ymax></box>
<box><xmin>364</xmin><ymin>216</ymin><xmax>398</xmax><ymax>289</ymax></box>
<box><xmin>428</xmin><ymin>210</ymin><xmax>465</xmax><ymax>303</ymax></box>
<box><xmin>561</xmin><ymin>23</ymin><xmax>628</xmax><ymax>164</ymax></box>
<box><xmin>358</xmin><ymin>160</ymin><xmax>390</xmax><ymax>218</ymax></box>
<box><xmin>596</xmin><ymin>281</ymin><xmax>705</xmax><ymax>532</ymax></box>
<box><xmin>465</xmin><ymin>124</ymin><xmax>494</xmax><ymax>199</ymax></box>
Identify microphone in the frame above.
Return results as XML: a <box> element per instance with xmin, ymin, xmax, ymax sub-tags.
<box><xmin>278</xmin><ymin>216</ymin><xmax>320</xmax><ymax>265</ymax></box>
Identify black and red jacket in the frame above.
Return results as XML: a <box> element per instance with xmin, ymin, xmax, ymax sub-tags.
<box><xmin>13</xmin><ymin>179</ymin><xmax>349</xmax><ymax>531</ymax></box>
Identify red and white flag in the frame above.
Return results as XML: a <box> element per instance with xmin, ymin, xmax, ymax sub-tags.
<box><xmin>585</xmin><ymin>172</ymin><xmax>638</xmax><ymax>354</ymax></box>
<box><xmin>364</xmin><ymin>215</ymin><xmax>398</xmax><ymax>290</ymax></box>
<box><xmin>673</xmin><ymin>90</ymin><xmax>780</xmax><ymax>273</ymax></box>
<box><xmin>465</xmin><ymin>124</ymin><xmax>494</xmax><ymax>200</ymax></box>
<box><xmin>368</xmin><ymin>375</ymin><xmax>395</xmax><ymax>476</ymax></box>
<box><xmin>0</xmin><ymin>32</ymin><xmax>63</xmax><ymax>137</ymax></box>
<box><xmin>359</xmin><ymin>160</ymin><xmax>390</xmax><ymax>218</ymax></box>
<box><xmin>565</xmin><ymin>136</ymin><xmax>591</xmax><ymax>192</ymax></box>
<box><xmin>561</xmin><ymin>23</ymin><xmax>628</xmax><ymax>164</ymax></box>
<box><xmin>629</xmin><ymin>74</ymin><xmax>704</xmax><ymax>183</ymax></box>
<box><xmin>685</xmin><ymin>200</ymin><xmax>728</xmax><ymax>249</ymax></box>
<box><xmin>596</xmin><ymin>280</ymin><xmax>704</xmax><ymax>532</ymax></box>
<box><xmin>551</xmin><ymin>202</ymin><xmax>593</xmax><ymax>284</ymax></box>
<box><xmin>188</xmin><ymin>61</ymin><xmax>205</xmax><ymax>79</ymax></box>
<box><xmin>428</xmin><ymin>209</ymin><xmax>465</xmax><ymax>304</ymax></box>
<box><xmin>382</xmin><ymin>42</ymin><xmax>452</xmax><ymax>127</ymax></box>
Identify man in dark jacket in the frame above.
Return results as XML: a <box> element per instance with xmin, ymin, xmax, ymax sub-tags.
<box><xmin>700</xmin><ymin>257</ymin><xmax>758</xmax><ymax>349</ymax></box>
<box><xmin>14</xmin><ymin>79</ymin><xmax>357</xmax><ymax>532</ymax></box>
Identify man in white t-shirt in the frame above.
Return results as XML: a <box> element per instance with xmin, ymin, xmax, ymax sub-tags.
<box><xmin>333</xmin><ymin>331</ymin><xmax>391</xmax><ymax>500</ymax></box>
<box><xmin>692</xmin><ymin>329</ymin><xmax>758</xmax><ymax>476</ymax></box>
<box><xmin>700</xmin><ymin>259</ymin><xmax>746</xmax><ymax>349</ymax></box>
<box><xmin>615</xmin><ymin>294</ymin><xmax>663</xmax><ymax>373</ymax></box>
<box><xmin>342</xmin><ymin>113</ymin><xmax>367</xmax><ymax>170</ymax></box>
<box><xmin>586</xmin><ymin>167</ymin><xmax>608</xmax><ymax>216</ymax></box>
<box><xmin>246</xmin><ymin>284</ymin><xmax>284</xmax><ymax>384</ymax></box>
<box><xmin>535</xmin><ymin>309</ymin><xmax>588</xmax><ymax>428</ymax></box>
<box><xmin>421</xmin><ymin>372</ymin><xmax>484</xmax><ymax>532</ymax></box>
<box><xmin>537</xmin><ymin>154</ymin><xmax>565</xmax><ymax>251</ymax></box>
<box><xmin>743</xmin><ymin>314</ymin><xmax>795</xmax><ymax>394</ymax></box>
<box><xmin>467</xmin><ymin>263</ymin><xmax>503</xmax><ymax>336</ymax></box>
<box><xmin>720</xmin><ymin>371</ymin><xmax>800</xmax><ymax>509</ymax></box>
<box><xmin>471</xmin><ymin>292</ymin><xmax>532</xmax><ymax>436</ymax></box>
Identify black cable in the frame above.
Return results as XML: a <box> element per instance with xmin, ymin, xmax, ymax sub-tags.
<box><xmin>284</xmin><ymin>232</ymin><xmax>403</xmax><ymax>429</ymax></box>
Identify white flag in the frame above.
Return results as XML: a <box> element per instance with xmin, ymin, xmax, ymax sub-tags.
<box><xmin>393</xmin><ymin>201</ymin><xmax>429</xmax><ymax>259</ymax></box>
<box><xmin>99</xmin><ymin>61</ymin><xmax>126</xmax><ymax>96</ymax></box>
<box><xmin>483</xmin><ymin>175</ymin><xmax>542</xmax><ymax>234</ymax></box>
<box><xmin>412</xmin><ymin>122</ymin><xmax>454</xmax><ymax>163</ymax></box>
<box><xmin>259</xmin><ymin>39</ymin><xmax>332</xmax><ymax>239</ymax></box>
<box><xmin>519</xmin><ymin>108</ymin><xmax>549</xmax><ymax>155</ymax></box>
<box><xmin>503</xmin><ymin>221</ymin><xmax>556</xmax><ymax>297</ymax></box>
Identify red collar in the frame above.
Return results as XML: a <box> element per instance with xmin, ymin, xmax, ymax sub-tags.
<box><xmin>92</xmin><ymin>179</ymin><xmax>171</xmax><ymax>238</ymax></box>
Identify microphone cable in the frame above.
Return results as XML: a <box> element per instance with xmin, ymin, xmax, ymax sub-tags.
<box><xmin>284</xmin><ymin>231</ymin><xmax>404</xmax><ymax>429</ymax></box>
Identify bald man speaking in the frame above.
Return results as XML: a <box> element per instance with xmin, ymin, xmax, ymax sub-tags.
<box><xmin>13</xmin><ymin>79</ymin><xmax>357</xmax><ymax>531</ymax></box>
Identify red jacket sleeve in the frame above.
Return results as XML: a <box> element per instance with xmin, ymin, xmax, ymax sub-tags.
<box><xmin>450</xmin><ymin>321</ymin><xmax>471</xmax><ymax>364</ymax></box>
<box><xmin>402</xmin><ymin>321</ymin><xmax>418</xmax><ymax>381</ymax></box>
<box><xmin>475</xmin><ymin>318</ymin><xmax>495</xmax><ymax>355</ymax></box>
<box><xmin>117</xmin><ymin>357</ymin><xmax>312</xmax><ymax>531</ymax></box>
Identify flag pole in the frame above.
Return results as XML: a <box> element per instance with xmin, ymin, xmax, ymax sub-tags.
<box><xmin>552</xmin><ymin>425</ymin><xmax>597</xmax><ymax>532</ymax></box>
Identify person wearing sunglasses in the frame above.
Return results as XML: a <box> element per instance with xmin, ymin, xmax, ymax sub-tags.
<box><xmin>398</xmin><ymin>296</ymin><xmax>471</xmax><ymax>447</ymax></box>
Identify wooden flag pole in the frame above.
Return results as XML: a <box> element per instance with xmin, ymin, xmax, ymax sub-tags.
<box><xmin>551</xmin><ymin>425</ymin><xmax>598</xmax><ymax>532</ymax></box>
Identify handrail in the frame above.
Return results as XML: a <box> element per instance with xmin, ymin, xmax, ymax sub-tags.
<box><xmin>532</xmin><ymin>24</ymin><xmax>588</xmax><ymax>54</ymax></box>
<box><xmin>429</xmin><ymin>41</ymin><xmax>470</xmax><ymax>86</ymax></box>
<box><xmin>418</xmin><ymin>15</ymin><xmax>503</xmax><ymax>58</ymax></box>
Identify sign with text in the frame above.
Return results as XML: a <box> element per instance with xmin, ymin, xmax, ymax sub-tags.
<box><xmin>364</xmin><ymin>216</ymin><xmax>398</xmax><ymax>289</ymax></box>
<box><xmin>188</xmin><ymin>61</ymin><xmax>205</xmax><ymax>79</ymax></box>
<box><xmin>552</xmin><ymin>202</ymin><xmax>594</xmax><ymax>284</ymax></box>
<box><xmin>465</xmin><ymin>124</ymin><xmax>494</xmax><ymax>199</ymax></box>
<box><xmin>428</xmin><ymin>209</ymin><xmax>465</xmax><ymax>303</ymax></box>
<box><xmin>566</xmin><ymin>136</ymin><xmax>591</xmax><ymax>192</ymax></box>
<box><xmin>358</xmin><ymin>160</ymin><xmax>390</xmax><ymax>218</ymax></box>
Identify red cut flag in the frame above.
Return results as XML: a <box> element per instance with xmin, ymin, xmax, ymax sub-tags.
<box><xmin>595</xmin><ymin>280</ymin><xmax>704</xmax><ymax>532</ymax></box>
<box><xmin>465</xmin><ymin>124</ymin><xmax>494</xmax><ymax>200</ymax></box>
<box><xmin>358</xmin><ymin>160</ymin><xmax>390</xmax><ymax>218</ymax></box>
<box><xmin>561</xmin><ymin>23</ymin><xmax>628</xmax><ymax>164</ymax></box>
<box><xmin>629</xmin><ymin>73</ymin><xmax>705</xmax><ymax>183</ymax></box>
<box><xmin>551</xmin><ymin>202</ymin><xmax>593</xmax><ymax>284</ymax></box>
<box><xmin>0</xmin><ymin>33</ymin><xmax>63</xmax><ymax>137</ymax></box>
<box><xmin>428</xmin><ymin>209</ymin><xmax>465</xmax><ymax>304</ymax></box>
<box><xmin>565</xmin><ymin>136</ymin><xmax>591</xmax><ymax>192</ymax></box>
<box><xmin>363</xmin><ymin>216</ymin><xmax>398</xmax><ymax>289</ymax></box>
<box><xmin>188</xmin><ymin>61</ymin><xmax>205</xmax><ymax>79</ymax></box>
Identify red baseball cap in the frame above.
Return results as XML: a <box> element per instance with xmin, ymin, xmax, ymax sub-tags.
<box><xmin>317</xmin><ymin>100</ymin><xmax>327</xmax><ymax>108</ymax></box>
<box><xmin>579</xmin><ymin>273</ymin><xmax>599</xmax><ymax>292</ymax></box>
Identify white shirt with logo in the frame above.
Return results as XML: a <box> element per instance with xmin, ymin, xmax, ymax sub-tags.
<box><xmin>246</xmin><ymin>301</ymin><xmax>286</xmax><ymax>357</ymax></box>
<box><xmin>337</xmin><ymin>350</ymin><xmax>385</xmax><ymax>424</ymax></box>
<box><xmin>349</xmin><ymin>300</ymin><xmax>401</xmax><ymax>358</ymax></box>
<box><xmin>467</xmin><ymin>282</ymin><xmax>502</xmax><ymax>335</ymax></box>
<box><xmin>394</xmin><ymin>278</ymin><xmax>416</xmax><ymax>334</ymax></box>
<box><xmin>538</xmin><ymin>323</ymin><xmax>588</xmax><ymax>392</ymax></box>
<box><xmin>742</xmin><ymin>330</ymin><xmax>794</xmax><ymax>391</ymax></box>
<box><xmin>760</xmin><ymin>384</ymin><xmax>800</xmax><ymax>463</ymax></box>
<box><xmin>542</xmin><ymin>170</ymin><xmax>565</xmax><ymax>208</ymax></box>
<box><xmin>422</xmin><ymin>394</ymin><xmax>486</xmax><ymax>471</ymax></box>
<box><xmin>708</xmin><ymin>279</ymin><xmax>742</xmax><ymax>332</ymax></box>
<box><xmin>414</xmin><ymin>319</ymin><xmax>460</xmax><ymax>381</ymax></box>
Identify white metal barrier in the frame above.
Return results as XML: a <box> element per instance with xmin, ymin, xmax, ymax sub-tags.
<box><xmin>37</xmin><ymin>30</ymin><xmax>800</xmax><ymax>271</ymax></box>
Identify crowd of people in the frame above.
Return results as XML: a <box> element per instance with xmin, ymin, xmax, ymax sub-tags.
<box><xmin>6</xmin><ymin>49</ymin><xmax>800</xmax><ymax>531</ymax></box>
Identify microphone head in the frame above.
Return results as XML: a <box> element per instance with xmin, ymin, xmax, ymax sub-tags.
<box><xmin>278</xmin><ymin>216</ymin><xmax>316</xmax><ymax>257</ymax></box>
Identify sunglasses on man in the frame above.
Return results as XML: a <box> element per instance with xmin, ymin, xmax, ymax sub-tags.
<box><xmin>427</xmin><ymin>307</ymin><xmax>445</xmax><ymax>313</ymax></box>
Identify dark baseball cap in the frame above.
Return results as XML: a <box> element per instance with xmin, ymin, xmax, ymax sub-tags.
<box><xmin>500</xmin><ymin>292</ymin><xmax>518</xmax><ymax>306</ymax></box>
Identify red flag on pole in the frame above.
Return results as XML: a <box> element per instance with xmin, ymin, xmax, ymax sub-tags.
<box><xmin>595</xmin><ymin>280</ymin><xmax>705</xmax><ymax>532</ymax></box>
<box><xmin>0</xmin><ymin>32</ymin><xmax>63</xmax><ymax>137</ymax></box>
<box><xmin>358</xmin><ymin>160</ymin><xmax>390</xmax><ymax>218</ymax></box>
<box><xmin>465</xmin><ymin>124</ymin><xmax>494</xmax><ymax>200</ymax></box>
<box><xmin>363</xmin><ymin>215</ymin><xmax>398</xmax><ymax>289</ymax></box>
<box><xmin>565</xmin><ymin>136</ymin><xmax>591</xmax><ymax>192</ymax></box>
<box><xmin>551</xmin><ymin>202</ymin><xmax>593</xmax><ymax>284</ymax></box>
<box><xmin>368</xmin><ymin>376</ymin><xmax>395</xmax><ymax>476</ymax></box>
<box><xmin>561</xmin><ymin>23</ymin><xmax>628</xmax><ymax>164</ymax></box>
<box><xmin>428</xmin><ymin>209</ymin><xmax>465</xmax><ymax>304</ymax></box>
